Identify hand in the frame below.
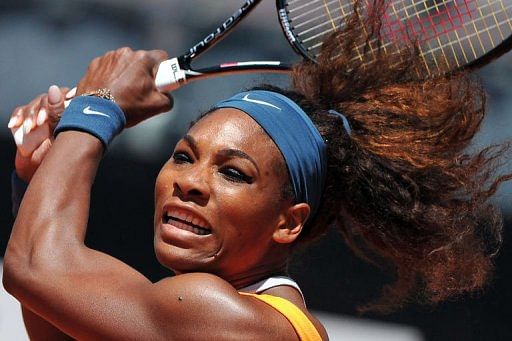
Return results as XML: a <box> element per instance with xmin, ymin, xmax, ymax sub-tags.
<box><xmin>75</xmin><ymin>47</ymin><xmax>173</xmax><ymax>127</ymax></box>
<box><xmin>10</xmin><ymin>85</ymin><xmax>70</xmax><ymax>182</ymax></box>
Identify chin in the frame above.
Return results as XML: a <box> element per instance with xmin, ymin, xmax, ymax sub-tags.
<box><xmin>154</xmin><ymin>238</ymin><xmax>216</xmax><ymax>274</ymax></box>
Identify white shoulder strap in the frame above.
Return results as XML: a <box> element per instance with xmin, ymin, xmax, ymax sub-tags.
<box><xmin>239</xmin><ymin>276</ymin><xmax>306</xmax><ymax>304</ymax></box>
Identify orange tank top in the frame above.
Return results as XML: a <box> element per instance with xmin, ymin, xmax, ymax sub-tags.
<box><xmin>239</xmin><ymin>292</ymin><xmax>323</xmax><ymax>341</ymax></box>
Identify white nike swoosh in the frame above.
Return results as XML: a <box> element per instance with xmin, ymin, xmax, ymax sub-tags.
<box><xmin>83</xmin><ymin>106</ymin><xmax>110</xmax><ymax>118</ymax></box>
<box><xmin>242</xmin><ymin>94</ymin><xmax>281</xmax><ymax>110</ymax></box>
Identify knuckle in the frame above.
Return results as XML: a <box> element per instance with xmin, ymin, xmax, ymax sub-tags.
<box><xmin>154</xmin><ymin>49</ymin><xmax>169</xmax><ymax>61</ymax></box>
<box><xmin>12</xmin><ymin>106</ymin><xmax>23</xmax><ymax>117</ymax></box>
<box><xmin>134</xmin><ymin>50</ymin><xmax>146</xmax><ymax>59</ymax></box>
<box><xmin>104</xmin><ymin>50</ymin><xmax>116</xmax><ymax>59</ymax></box>
<box><xmin>90</xmin><ymin>56</ymin><xmax>101</xmax><ymax>68</ymax></box>
<box><xmin>38</xmin><ymin>95</ymin><xmax>48</xmax><ymax>106</ymax></box>
<box><xmin>118</xmin><ymin>46</ymin><xmax>133</xmax><ymax>55</ymax></box>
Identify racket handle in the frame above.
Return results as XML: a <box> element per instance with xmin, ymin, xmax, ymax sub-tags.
<box><xmin>154</xmin><ymin>58</ymin><xmax>186</xmax><ymax>92</ymax></box>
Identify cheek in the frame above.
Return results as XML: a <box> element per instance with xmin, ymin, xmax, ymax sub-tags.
<box><xmin>154</xmin><ymin>166</ymin><xmax>173</xmax><ymax>215</ymax></box>
<box><xmin>215</xmin><ymin>185</ymin><xmax>282</xmax><ymax>239</ymax></box>
<box><xmin>155</xmin><ymin>162</ymin><xmax>173</xmax><ymax>195</ymax></box>
<box><xmin>155</xmin><ymin>176</ymin><xmax>171</xmax><ymax>199</ymax></box>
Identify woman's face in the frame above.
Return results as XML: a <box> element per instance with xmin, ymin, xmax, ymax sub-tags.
<box><xmin>154</xmin><ymin>108</ymin><xmax>292</xmax><ymax>283</ymax></box>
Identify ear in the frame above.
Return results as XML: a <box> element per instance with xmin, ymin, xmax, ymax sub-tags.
<box><xmin>272</xmin><ymin>203</ymin><xmax>310</xmax><ymax>244</ymax></box>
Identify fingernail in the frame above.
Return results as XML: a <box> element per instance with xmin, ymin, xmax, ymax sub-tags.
<box><xmin>13</xmin><ymin>126</ymin><xmax>24</xmax><ymax>146</ymax></box>
<box><xmin>65</xmin><ymin>87</ymin><xmax>77</xmax><ymax>99</ymax></box>
<box><xmin>48</xmin><ymin>85</ymin><xmax>62</xmax><ymax>104</ymax></box>
<box><xmin>37</xmin><ymin>108</ymin><xmax>47</xmax><ymax>126</ymax></box>
<box><xmin>23</xmin><ymin>118</ymin><xmax>33</xmax><ymax>134</ymax></box>
<box><xmin>8</xmin><ymin>116</ymin><xmax>17</xmax><ymax>128</ymax></box>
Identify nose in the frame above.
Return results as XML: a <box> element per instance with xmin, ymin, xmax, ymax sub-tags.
<box><xmin>173</xmin><ymin>164</ymin><xmax>210</xmax><ymax>205</ymax></box>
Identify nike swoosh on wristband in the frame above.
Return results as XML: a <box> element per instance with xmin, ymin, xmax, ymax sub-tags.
<box><xmin>83</xmin><ymin>106</ymin><xmax>110</xmax><ymax>118</ymax></box>
<box><xmin>242</xmin><ymin>94</ymin><xmax>281</xmax><ymax>110</ymax></box>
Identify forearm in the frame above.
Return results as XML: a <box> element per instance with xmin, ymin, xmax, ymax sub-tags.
<box><xmin>11</xmin><ymin>172</ymin><xmax>72</xmax><ymax>340</ymax></box>
<box><xmin>22</xmin><ymin>307</ymin><xmax>73</xmax><ymax>341</ymax></box>
<box><xmin>11</xmin><ymin>171</ymin><xmax>28</xmax><ymax>217</ymax></box>
<box><xmin>2</xmin><ymin>48</ymin><xmax>172</xmax><ymax>340</ymax></box>
<box><xmin>4</xmin><ymin>131</ymin><xmax>102</xmax><ymax>293</ymax></box>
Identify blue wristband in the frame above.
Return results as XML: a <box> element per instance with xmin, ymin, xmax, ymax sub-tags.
<box><xmin>54</xmin><ymin>96</ymin><xmax>126</xmax><ymax>149</ymax></box>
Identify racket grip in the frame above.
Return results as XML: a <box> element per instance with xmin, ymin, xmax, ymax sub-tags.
<box><xmin>155</xmin><ymin>58</ymin><xmax>187</xmax><ymax>92</ymax></box>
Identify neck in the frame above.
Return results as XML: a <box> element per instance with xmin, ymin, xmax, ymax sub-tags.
<box><xmin>227</xmin><ymin>260</ymin><xmax>289</xmax><ymax>290</ymax></box>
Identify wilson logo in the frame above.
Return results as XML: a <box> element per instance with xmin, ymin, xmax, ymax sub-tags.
<box><xmin>279</xmin><ymin>9</ymin><xmax>295</xmax><ymax>43</ymax></box>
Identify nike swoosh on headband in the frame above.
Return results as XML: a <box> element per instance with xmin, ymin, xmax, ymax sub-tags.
<box><xmin>83</xmin><ymin>106</ymin><xmax>110</xmax><ymax>118</ymax></box>
<box><xmin>242</xmin><ymin>94</ymin><xmax>281</xmax><ymax>110</ymax></box>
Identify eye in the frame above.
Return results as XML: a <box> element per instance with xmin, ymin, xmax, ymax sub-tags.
<box><xmin>172</xmin><ymin>151</ymin><xmax>192</xmax><ymax>164</ymax></box>
<box><xmin>221</xmin><ymin>167</ymin><xmax>253</xmax><ymax>184</ymax></box>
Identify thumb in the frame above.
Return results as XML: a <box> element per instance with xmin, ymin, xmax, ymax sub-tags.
<box><xmin>47</xmin><ymin>85</ymin><xmax>66</xmax><ymax>130</ymax></box>
<box><xmin>48</xmin><ymin>85</ymin><xmax>63</xmax><ymax>105</ymax></box>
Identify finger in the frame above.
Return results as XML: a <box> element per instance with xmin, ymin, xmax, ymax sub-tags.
<box><xmin>147</xmin><ymin>50</ymin><xmax>170</xmax><ymax>76</ymax></box>
<box><xmin>36</xmin><ymin>96</ymin><xmax>49</xmax><ymax>127</ymax></box>
<box><xmin>23</xmin><ymin>100</ymin><xmax>41</xmax><ymax>134</ymax></box>
<box><xmin>31</xmin><ymin>138</ymin><xmax>52</xmax><ymax>166</ymax></box>
<box><xmin>36</xmin><ymin>107</ymin><xmax>48</xmax><ymax>126</ymax></box>
<box><xmin>48</xmin><ymin>85</ymin><xmax>62</xmax><ymax>105</ymax></box>
<box><xmin>36</xmin><ymin>85</ymin><xmax>68</xmax><ymax>126</ymax></box>
<box><xmin>65</xmin><ymin>87</ymin><xmax>76</xmax><ymax>100</ymax></box>
<box><xmin>9</xmin><ymin>92</ymin><xmax>44</xmax><ymax>129</ymax></box>
<box><xmin>158</xmin><ymin>92</ymin><xmax>174</xmax><ymax>113</ymax></box>
<box><xmin>8</xmin><ymin>108</ymin><xmax>24</xmax><ymax>129</ymax></box>
<box><xmin>21</xmin><ymin>94</ymin><xmax>45</xmax><ymax>133</ymax></box>
<box><xmin>47</xmin><ymin>85</ymin><xmax>66</xmax><ymax>129</ymax></box>
<box><xmin>147</xmin><ymin>49</ymin><xmax>169</xmax><ymax>62</ymax></box>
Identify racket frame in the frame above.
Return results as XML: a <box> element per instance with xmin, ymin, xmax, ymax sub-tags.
<box><xmin>156</xmin><ymin>0</ymin><xmax>309</xmax><ymax>91</ymax></box>
<box><xmin>276</xmin><ymin>0</ymin><xmax>317</xmax><ymax>63</ymax></box>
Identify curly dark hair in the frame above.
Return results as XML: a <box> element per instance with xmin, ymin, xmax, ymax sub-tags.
<box><xmin>250</xmin><ymin>1</ymin><xmax>512</xmax><ymax>313</ymax></box>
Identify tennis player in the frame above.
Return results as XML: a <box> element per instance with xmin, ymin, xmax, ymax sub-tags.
<box><xmin>4</xmin><ymin>26</ymin><xmax>509</xmax><ymax>340</ymax></box>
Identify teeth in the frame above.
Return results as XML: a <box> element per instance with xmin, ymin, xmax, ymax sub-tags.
<box><xmin>167</xmin><ymin>208</ymin><xmax>209</xmax><ymax>229</ymax></box>
<box><xmin>192</xmin><ymin>216</ymin><xmax>200</xmax><ymax>226</ymax></box>
<box><xmin>164</xmin><ymin>207</ymin><xmax>211</xmax><ymax>235</ymax></box>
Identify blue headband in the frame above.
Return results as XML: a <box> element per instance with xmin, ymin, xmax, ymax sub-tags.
<box><xmin>213</xmin><ymin>90</ymin><xmax>327</xmax><ymax>217</ymax></box>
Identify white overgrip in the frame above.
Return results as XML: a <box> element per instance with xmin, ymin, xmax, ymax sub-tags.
<box><xmin>154</xmin><ymin>58</ymin><xmax>187</xmax><ymax>92</ymax></box>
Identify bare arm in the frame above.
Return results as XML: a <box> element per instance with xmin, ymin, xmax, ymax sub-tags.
<box><xmin>3</xmin><ymin>48</ymin><xmax>174</xmax><ymax>339</ymax></box>
<box><xmin>9</xmin><ymin>86</ymin><xmax>74</xmax><ymax>340</ymax></box>
<box><xmin>22</xmin><ymin>307</ymin><xmax>73</xmax><ymax>341</ymax></box>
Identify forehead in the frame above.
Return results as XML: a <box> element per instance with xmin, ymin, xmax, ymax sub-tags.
<box><xmin>188</xmin><ymin>108</ymin><xmax>278</xmax><ymax>156</ymax></box>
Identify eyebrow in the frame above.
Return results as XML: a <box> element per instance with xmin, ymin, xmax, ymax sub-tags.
<box><xmin>218</xmin><ymin>149</ymin><xmax>259</xmax><ymax>171</ymax></box>
<box><xmin>183</xmin><ymin>134</ymin><xmax>199</xmax><ymax>157</ymax></box>
<box><xmin>182</xmin><ymin>134</ymin><xmax>260</xmax><ymax>174</ymax></box>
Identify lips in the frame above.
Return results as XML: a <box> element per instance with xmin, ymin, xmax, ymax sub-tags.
<box><xmin>163</xmin><ymin>207</ymin><xmax>211</xmax><ymax>236</ymax></box>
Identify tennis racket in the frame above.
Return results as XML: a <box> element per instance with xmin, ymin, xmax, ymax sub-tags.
<box><xmin>153</xmin><ymin>0</ymin><xmax>512</xmax><ymax>91</ymax></box>
<box><xmin>12</xmin><ymin>0</ymin><xmax>512</xmax><ymax>155</ymax></box>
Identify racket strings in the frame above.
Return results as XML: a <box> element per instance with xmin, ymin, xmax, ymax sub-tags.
<box><xmin>289</xmin><ymin>0</ymin><xmax>477</xmax><ymax>44</ymax></box>
<box><xmin>283</xmin><ymin>0</ymin><xmax>512</xmax><ymax>75</ymax></box>
<box><xmin>352</xmin><ymin>0</ymin><xmax>512</xmax><ymax>66</ymax></box>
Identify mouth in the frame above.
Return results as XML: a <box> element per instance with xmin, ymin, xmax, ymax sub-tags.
<box><xmin>163</xmin><ymin>208</ymin><xmax>212</xmax><ymax>236</ymax></box>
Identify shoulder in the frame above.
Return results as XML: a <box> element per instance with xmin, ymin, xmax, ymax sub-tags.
<box><xmin>146</xmin><ymin>273</ymin><xmax>302</xmax><ymax>340</ymax></box>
